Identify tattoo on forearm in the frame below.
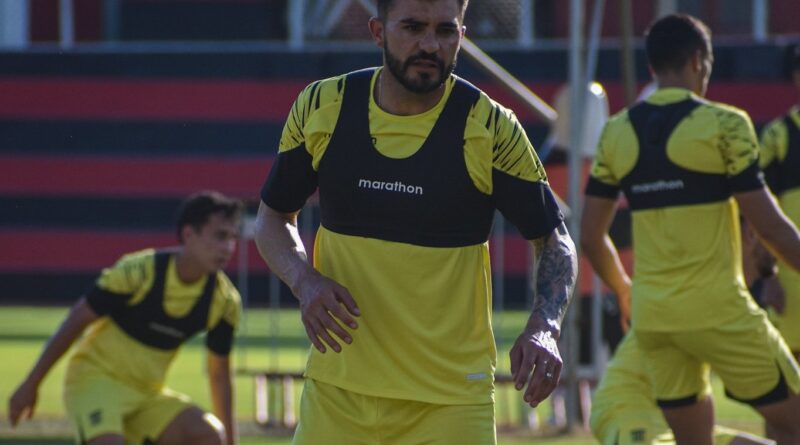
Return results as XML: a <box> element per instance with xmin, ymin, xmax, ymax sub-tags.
<box><xmin>532</xmin><ymin>223</ymin><xmax>578</xmax><ymax>329</ymax></box>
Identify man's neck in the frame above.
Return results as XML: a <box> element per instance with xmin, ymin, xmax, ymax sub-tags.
<box><xmin>377</xmin><ymin>68</ymin><xmax>447</xmax><ymax>116</ymax></box>
<box><xmin>174</xmin><ymin>250</ymin><xmax>206</xmax><ymax>284</ymax></box>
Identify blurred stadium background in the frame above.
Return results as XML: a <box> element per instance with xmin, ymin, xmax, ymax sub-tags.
<box><xmin>0</xmin><ymin>0</ymin><xmax>798</xmax><ymax>442</ymax></box>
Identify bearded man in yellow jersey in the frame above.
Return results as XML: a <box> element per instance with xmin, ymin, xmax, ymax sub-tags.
<box><xmin>254</xmin><ymin>0</ymin><xmax>578</xmax><ymax>443</ymax></box>
<box><xmin>759</xmin><ymin>45</ymin><xmax>800</xmax><ymax>362</ymax></box>
<box><xmin>8</xmin><ymin>191</ymin><xmax>243</xmax><ymax>445</ymax></box>
<box><xmin>580</xmin><ymin>14</ymin><xmax>800</xmax><ymax>445</ymax></box>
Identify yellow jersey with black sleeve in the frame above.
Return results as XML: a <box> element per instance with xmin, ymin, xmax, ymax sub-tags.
<box><xmin>585</xmin><ymin>88</ymin><xmax>764</xmax><ymax>332</ymax></box>
<box><xmin>760</xmin><ymin>107</ymin><xmax>800</xmax><ymax>350</ymax></box>
<box><xmin>261</xmin><ymin>68</ymin><xmax>563</xmax><ymax>405</ymax></box>
<box><xmin>67</xmin><ymin>249</ymin><xmax>241</xmax><ymax>392</ymax></box>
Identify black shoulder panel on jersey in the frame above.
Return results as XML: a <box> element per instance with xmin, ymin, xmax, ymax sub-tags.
<box><xmin>585</xmin><ymin>176</ymin><xmax>621</xmax><ymax>199</ymax></box>
<box><xmin>110</xmin><ymin>251</ymin><xmax>216</xmax><ymax>350</ymax></box>
<box><xmin>317</xmin><ymin>70</ymin><xmax>497</xmax><ymax>247</ymax></box>
<box><xmin>261</xmin><ymin>143</ymin><xmax>318</xmax><ymax>213</ymax></box>
<box><xmin>85</xmin><ymin>286</ymin><xmax>132</xmax><ymax>316</ymax></box>
<box><xmin>622</xmin><ymin>99</ymin><xmax>731</xmax><ymax>211</ymax></box>
<box><xmin>206</xmin><ymin>319</ymin><xmax>235</xmax><ymax>355</ymax></box>
<box><xmin>728</xmin><ymin>161</ymin><xmax>765</xmax><ymax>193</ymax></box>
<box><xmin>493</xmin><ymin>170</ymin><xmax>563</xmax><ymax>240</ymax></box>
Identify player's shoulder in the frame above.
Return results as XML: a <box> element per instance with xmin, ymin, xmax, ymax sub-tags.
<box><xmin>697</xmin><ymin>98</ymin><xmax>754</xmax><ymax>126</ymax></box>
<box><xmin>113</xmin><ymin>248</ymin><xmax>156</xmax><ymax>268</ymax></box>
<box><xmin>764</xmin><ymin>112</ymin><xmax>791</xmax><ymax>133</ymax></box>
<box><xmin>599</xmin><ymin>107</ymin><xmax>632</xmax><ymax>142</ymax></box>
<box><xmin>213</xmin><ymin>271</ymin><xmax>242</xmax><ymax>304</ymax></box>
<box><xmin>300</xmin><ymin>73</ymin><xmax>347</xmax><ymax>103</ymax></box>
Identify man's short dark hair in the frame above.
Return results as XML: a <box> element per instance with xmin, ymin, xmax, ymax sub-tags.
<box><xmin>176</xmin><ymin>191</ymin><xmax>243</xmax><ymax>242</ymax></box>
<box><xmin>376</xmin><ymin>0</ymin><xmax>469</xmax><ymax>20</ymax></box>
<box><xmin>645</xmin><ymin>14</ymin><xmax>712</xmax><ymax>74</ymax></box>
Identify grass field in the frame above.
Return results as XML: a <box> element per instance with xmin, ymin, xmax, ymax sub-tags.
<box><xmin>0</xmin><ymin>306</ymin><xmax>766</xmax><ymax>444</ymax></box>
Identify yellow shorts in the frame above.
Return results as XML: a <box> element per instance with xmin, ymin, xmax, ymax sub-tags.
<box><xmin>292</xmin><ymin>379</ymin><xmax>496</xmax><ymax>445</ymax></box>
<box><xmin>771</xmin><ymin>266</ymin><xmax>800</xmax><ymax>352</ymax></box>
<box><xmin>592</xmin><ymin>408</ymin><xmax>668</xmax><ymax>445</ymax></box>
<box><xmin>636</xmin><ymin>309</ymin><xmax>800</xmax><ymax>407</ymax></box>
<box><xmin>64</xmin><ymin>364</ymin><xmax>192</xmax><ymax>444</ymax></box>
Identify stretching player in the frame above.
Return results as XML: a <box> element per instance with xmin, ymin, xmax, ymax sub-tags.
<box><xmin>759</xmin><ymin>44</ymin><xmax>800</xmax><ymax>361</ymax></box>
<box><xmin>8</xmin><ymin>191</ymin><xmax>243</xmax><ymax>445</ymax></box>
<box><xmin>581</xmin><ymin>14</ymin><xmax>800</xmax><ymax>445</ymax></box>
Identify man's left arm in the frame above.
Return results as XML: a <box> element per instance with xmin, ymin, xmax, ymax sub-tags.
<box><xmin>207</xmin><ymin>352</ymin><xmax>236</xmax><ymax>445</ymax></box>
<box><xmin>485</xmin><ymin>104</ymin><xmax>577</xmax><ymax>407</ymax></box>
<box><xmin>510</xmin><ymin>222</ymin><xmax>577</xmax><ymax>407</ymax></box>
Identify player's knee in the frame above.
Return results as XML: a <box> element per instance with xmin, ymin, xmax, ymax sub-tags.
<box><xmin>186</xmin><ymin>413</ymin><xmax>225</xmax><ymax>445</ymax></box>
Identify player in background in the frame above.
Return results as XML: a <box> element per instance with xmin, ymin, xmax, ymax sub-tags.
<box><xmin>8</xmin><ymin>191</ymin><xmax>243</xmax><ymax>445</ymax></box>
<box><xmin>254</xmin><ymin>0</ymin><xmax>577</xmax><ymax>443</ymax></box>
<box><xmin>581</xmin><ymin>13</ymin><xmax>800</xmax><ymax>445</ymax></box>
<box><xmin>759</xmin><ymin>44</ymin><xmax>800</xmax><ymax>362</ymax></box>
<box><xmin>591</xmin><ymin>220</ymin><xmax>781</xmax><ymax>445</ymax></box>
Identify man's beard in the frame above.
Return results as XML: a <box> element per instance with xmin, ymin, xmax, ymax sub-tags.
<box><xmin>384</xmin><ymin>37</ymin><xmax>456</xmax><ymax>94</ymax></box>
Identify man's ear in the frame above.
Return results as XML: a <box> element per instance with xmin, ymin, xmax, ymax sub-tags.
<box><xmin>368</xmin><ymin>17</ymin><xmax>384</xmax><ymax>49</ymax></box>
<box><xmin>690</xmin><ymin>50</ymin><xmax>704</xmax><ymax>73</ymax></box>
<box><xmin>180</xmin><ymin>225</ymin><xmax>195</xmax><ymax>243</ymax></box>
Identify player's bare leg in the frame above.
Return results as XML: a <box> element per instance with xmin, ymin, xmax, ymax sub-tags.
<box><xmin>757</xmin><ymin>393</ymin><xmax>800</xmax><ymax>444</ymax></box>
<box><xmin>661</xmin><ymin>396</ymin><xmax>715</xmax><ymax>445</ymax></box>
<box><xmin>155</xmin><ymin>406</ymin><xmax>225</xmax><ymax>445</ymax></box>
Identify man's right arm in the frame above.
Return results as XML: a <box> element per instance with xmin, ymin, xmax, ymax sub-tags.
<box><xmin>736</xmin><ymin>187</ymin><xmax>800</xmax><ymax>272</ymax></box>
<box><xmin>580</xmin><ymin>195</ymin><xmax>632</xmax><ymax>331</ymax></box>
<box><xmin>8</xmin><ymin>297</ymin><xmax>99</xmax><ymax>426</ymax></box>
<box><xmin>254</xmin><ymin>202</ymin><xmax>360</xmax><ymax>353</ymax></box>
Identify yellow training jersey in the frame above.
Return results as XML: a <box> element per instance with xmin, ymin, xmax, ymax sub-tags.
<box><xmin>760</xmin><ymin>106</ymin><xmax>800</xmax><ymax>230</ymax></box>
<box><xmin>69</xmin><ymin>249</ymin><xmax>241</xmax><ymax>392</ymax></box>
<box><xmin>586</xmin><ymin>88</ymin><xmax>764</xmax><ymax>331</ymax></box>
<box><xmin>760</xmin><ymin>106</ymin><xmax>800</xmax><ymax>349</ymax></box>
<box><xmin>262</xmin><ymin>68</ymin><xmax>562</xmax><ymax>404</ymax></box>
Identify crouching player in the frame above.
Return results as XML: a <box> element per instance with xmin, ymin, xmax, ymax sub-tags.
<box><xmin>8</xmin><ymin>191</ymin><xmax>243</xmax><ymax>445</ymax></box>
<box><xmin>591</xmin><ymin>334</ymin><xmax>775</xmax><ymax>445</ymax></box>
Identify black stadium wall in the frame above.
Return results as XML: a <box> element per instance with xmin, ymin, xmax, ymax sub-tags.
<box><xmin>1</xmin><ymin>43</ymin><xmax>796</xmax><ymax>306</ymax></box>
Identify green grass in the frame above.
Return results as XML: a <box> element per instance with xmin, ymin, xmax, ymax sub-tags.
<box><xmin>0</xmin><ymin>306</ymin><xmax>766</xmax><ymax>444</ymax></box>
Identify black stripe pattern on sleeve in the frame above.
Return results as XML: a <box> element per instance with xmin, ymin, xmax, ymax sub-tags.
<box><xmin>585</xmin><ymin>176</ymin><xmax>621</xmax><ymax>199</ymax></box>
<box><xmin>261</xmin><ymin>143</ymin><xmax>318</xmax><ymax>213</ymax></box>
<box><xmin>85</xmin><ymin>285</ymin><xmax>131</xmax><ymax>316</ymax></box>
<box><xmin>728</xmin><ymin>160</ymin><xmax>765</xmax><ymax>193</ymax></box>
<box><xmin>206</xmin><ymin>319</ymin><xmax>235</xmax><ymax>355</ymax></box>
<box><xmin>493</xmin><ymin>169</ymin><xmax>563</xmax><ymax>240</ymax></box>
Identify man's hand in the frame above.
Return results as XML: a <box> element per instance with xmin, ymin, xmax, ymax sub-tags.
<box><xmin>509</xmin><ymin>327</ymin><xmax>562</xmax><ymax>408</ymax></box>
<box><xmin>8</xmin><ymin>379</ymin><xmax>38</xmax><ymax>427</ymax></box>
<box><xmin>296</xmin><ymin>272</ymin><xmax>360</xmax><ymax>353</ymax></box>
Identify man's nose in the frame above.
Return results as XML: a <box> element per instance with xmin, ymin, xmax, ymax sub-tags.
<box><xmin>418</xmin><ymin>29</ymin><xmax>440</xmax><ymax>53</ymax></box>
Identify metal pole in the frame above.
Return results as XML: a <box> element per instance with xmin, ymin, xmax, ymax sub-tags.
<box><xmin>585</xmin><ymin>0</ymin><xmax>605</xmax><ymax>83</ymax></box>
<box><xmin>518</xmin><ymin>0</ymin><xmax>534</xmax><ymax>49</ymax></box>
<box><xmin>0</xmin><ymin>0</ymin><xmax>30</xmax><ymax>48</ymax></box>
<box><xmin>655</xmin><ymin>0</ymin><xmax>677</xmax><ymax>18</ymax></box>
<box><xmin>566</xmin><ymin>0</ymin><xmax>585</xmax><ymax>431</ymax></box>
<box><xmin>619</xmin><ymin>0</ymin><xmax>637</xmax><ymax>106</ymax></box>
<box><xmin>104</xmin><ymin>0</ymin><xmax>121</xmax><ymax>42</ymax></box>
<box><xmin>752</xmin><ymin>0</ymin><xmax>768</xmax><ymax>42</ymax></box>
<box><xmin>237</xmin><ymin>215</ymin><xmax>254</xmax><ymax>370</ymax></box>
<box><xmin>59</xmin><ymin>0</ymin><xmax>74</xmax><ymax>48</ymax></box>
<box><xmin>287</xmin><ymin>0</ymin><xmax>305</xmax><ymax>50</ymax></box>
